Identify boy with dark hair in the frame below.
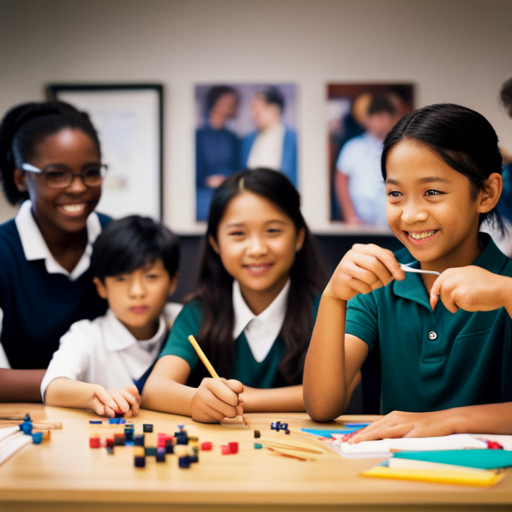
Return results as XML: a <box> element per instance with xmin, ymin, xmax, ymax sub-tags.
<box><xmin>41</xmin><ymin>215</ymin><xmax>181</xmax><ymax>417</ymax></box>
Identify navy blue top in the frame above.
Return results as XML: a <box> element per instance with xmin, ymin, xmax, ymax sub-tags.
<box><xmin>196</xmin><ymin>125</ymin><xmax>240</xmax><ymax>189</ymax></box>
<box><xmin>0</xmin><ymin>214</ymin><xmax>110</xmax><ymax>369</ymax></box>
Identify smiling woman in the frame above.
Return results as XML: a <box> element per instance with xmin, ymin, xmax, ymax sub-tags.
<box><xmin>0</xmin><ymin>101</ymin><xmax>111</xmax><ymax>402</ymax></box>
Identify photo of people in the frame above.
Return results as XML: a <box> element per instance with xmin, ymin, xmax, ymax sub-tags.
<box><xmin>195</xmin><ymin>83</ymin><xmax>297</xmax><ymax>221</ymax></box>
<box><xmin>327</xmin><ymin>84</ymin><xmax>413</xmax><ymax>227</ymax></box>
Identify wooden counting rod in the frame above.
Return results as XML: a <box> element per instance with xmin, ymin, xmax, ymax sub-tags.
<box><xmin>259</xmin><ymin>437</ymin><xmax>326</xmax><ymax>454</ymax></box>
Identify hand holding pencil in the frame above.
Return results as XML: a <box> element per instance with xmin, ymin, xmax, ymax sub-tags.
<box><xmin>187</xmin><ymin>335</ymin><xmax>245</xmax><ymax>424</ymax></box>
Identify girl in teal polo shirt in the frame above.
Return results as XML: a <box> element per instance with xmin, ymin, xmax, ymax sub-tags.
<box><xmin>304</xmin><ymin>103</ymin><xmax>512</xmax><ymax>440</ymax></box>
<box><xmin>143</xmin><ymin>169</ymin><xmax>326</xmax><ymax>422</ymax></box>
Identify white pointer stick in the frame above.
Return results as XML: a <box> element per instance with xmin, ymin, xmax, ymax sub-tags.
<box><xmin>400</xmin><ymin>264</ymin><xmax>440</xmax><ymax>276</ymax></box>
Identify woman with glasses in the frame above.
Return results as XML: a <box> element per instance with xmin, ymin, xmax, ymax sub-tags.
<box><xmin>0</xmin><ymin>101</ymin><xmax>111</xmax><ymax>402</ymax></box>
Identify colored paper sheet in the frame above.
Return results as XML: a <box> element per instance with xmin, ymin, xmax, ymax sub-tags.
<box><xmin>360</xmin><ymin>465</ymin><xmax>503</xmax><ymax>487</ymax></box>
<box><xmin>301</xmin><ymin>427</ymin><xmax>367</xmax><ymax>439</ymax></box>
<box><xmin>388</xmin><ymin>458</ymin><xmax>494</xmax><ymax>474</ymax></box>
<box><xmin>331</xmin><ymin>434</ymin><xmax>487</xmax><ymax>459</ymax></box>
<box><xmin>392</xmin><ymin>449</ymin><xmax>512</xmax><ymax>470</ymax></box>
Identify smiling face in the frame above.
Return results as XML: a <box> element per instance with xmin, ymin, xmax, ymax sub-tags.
<box><xmin>14</xmin><ymin>128</ymin><xmax>102</xmax><ymax>237</ymax></box>
<box><xmin>210</xmin><ymin>191</ymin><xmax>305</xmax><ymax>314</ymax></box>
<box><xmin>94</xmin><ymin>259</ymin><xmax>175</xmax><ymax>341</ymax></box>
<box><xmin>385</xmin><ymin>139</ymin><xmax>491</xmax><ymax>271</ymax></box>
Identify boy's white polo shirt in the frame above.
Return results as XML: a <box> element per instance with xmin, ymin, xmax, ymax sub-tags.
<box><xmin>40</xmin><ymin>303</ymin><xmax>182</xmax><ymax>400</ymax></box>
<box><xmin>232</xmin><ymin>279</ymin><xmax>290</xmax><ymax>363</ymax></box>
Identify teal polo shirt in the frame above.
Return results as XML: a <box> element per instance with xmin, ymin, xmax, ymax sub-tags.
<box><xmin>346</xmin><ymin>234</ymin><xmax>512</xmax><ymax>414</ymax></box>
<box><xmin>160</xmin><ymin>296</ymin><xmax>320</xmax><ymax>388</ymax></box>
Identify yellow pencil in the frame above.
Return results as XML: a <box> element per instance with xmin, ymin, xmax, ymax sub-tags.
<box><xmin>187</xmin><ymin>335</ymin><xmax>220</xmax><ymax>379</ymax></box>
<box><xmin>187</xmin><ymin>335</ymin><xmax>247</xmax><ymax>427</ymax></box>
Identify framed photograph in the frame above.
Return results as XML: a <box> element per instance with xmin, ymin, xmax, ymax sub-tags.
<box><xmin>327</xmin><ymin>83</ymin><xmax>414</xmax><ymax>231</ymax></box>
<box><xmin>46</xmin><ymin>84</ymin><xmax>163</xmax><ymax>220</ymax></box>
<box><xmin>195</xmin><ymin>83</ymin><xmax>297</xmax><ymax>221</ymax></box>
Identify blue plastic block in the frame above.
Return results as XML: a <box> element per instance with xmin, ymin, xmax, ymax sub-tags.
<box><xmin>178</xmin><ymin>455</ymin><xmax>190</xmax><ymax>468</ymax></box>
<box><xmin>134</xmin><ymin>434</ymin><xmax>145</xmax><ymax>447</ymax></box>
<box><xmin>21</xmin><ymin>422</ymin><xmax>33</xmax><ymax>435</ymax></box>
<box><xmin>134</xmin><ymin>456</ymin><xmax>146</xmax><ymax>468</ymax></box>
<box><xmin>31</xmin><ymin>432</ymin><xmax>43</xmax><ymax>444</ymax></box>
<box><xmin>156</xmin><ymin>447</ymin><xmax>166</xmax><ymax>462</ymax></box>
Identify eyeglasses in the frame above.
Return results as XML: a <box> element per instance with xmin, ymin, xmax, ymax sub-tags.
<box><xmin>21</xmin><ymin>163</ymin><xmax>108</xmax><ymax>189</ymax></box>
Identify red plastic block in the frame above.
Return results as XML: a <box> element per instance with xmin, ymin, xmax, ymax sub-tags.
<box><xmin>221</xmin><ymin>444</ymin><xmax>230</xmax><ymax>455</ymax></box>
<box><xmin>228</xmin><ymin>442</ymin><xmax>239</xmax><ymax>454</ymax></box>
<box><xmin>200</xmin><ymin>441</ymin><xmax>212</xmax><ymax>451</ymax></box>
<box><xmin>89</xmin><ymin>436</ymin><xmax>101</xmax><ymax>448</ymax></box>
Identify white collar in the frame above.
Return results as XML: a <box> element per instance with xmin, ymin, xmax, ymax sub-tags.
<box><xmin>232</xmin><ymin>279</ymin><xmax>290</xmax><ymax>363</ymax></box>
<box><xmin>15</xmin><ymin>200</ymin><xmax>102</xmax><ymax>281</ymax></box>
<box><xmin>102</xmin><ymin>308</ymin><xmax>167</xmax><ymax>352</ymax></box>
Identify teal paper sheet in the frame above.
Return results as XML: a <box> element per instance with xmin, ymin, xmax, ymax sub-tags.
<box><xmin>392</xmin><ymin>449</ymin><xmax>512</xmax><ymax>469</ymax></box>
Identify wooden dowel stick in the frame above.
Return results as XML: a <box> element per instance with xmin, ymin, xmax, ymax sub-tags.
<box><xmin>267</xmin><ymin>446</ymin><xmax>317</xmax><ymax>461</ymax></box>
<box><xmin>259</xmin><ymin>437</ymin><xmax>326</xmax><ymax>454</ymax></box>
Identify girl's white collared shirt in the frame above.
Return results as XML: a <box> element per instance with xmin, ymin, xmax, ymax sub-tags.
<box><xmin>15</xmin><ymin>200</ymin><xmax>101</xmax><ymax>281</ymax></box>
<box><xmin>232</xmin><ymin>279</ymin><xmax>290</xmax><ymax>363</ymax></box>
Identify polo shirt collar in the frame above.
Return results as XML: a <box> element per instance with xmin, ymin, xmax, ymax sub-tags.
<box><xmin>15</xmin><ymin>200</ymin><xmax>102</xmax><ymax>281</ymax></box>
<box><xmin>393</xmin><ymin>233</ymin><xmax>506</xmax><ymax>307</ymax></box>
<box><xmin>102</xmin><ymin>308</ymin><xmax>167</xmax><ymax>352</ymax></box>
<box><xmin>232</xmin><ymin>279</ymin><xmax>290</xmax><ymax>363</ymax></box>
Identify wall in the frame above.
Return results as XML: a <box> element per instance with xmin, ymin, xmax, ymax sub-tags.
<box><xmin>1</xmin><ymin>0</ymin><xmax>512</xmax><ymax>231</ymax></box>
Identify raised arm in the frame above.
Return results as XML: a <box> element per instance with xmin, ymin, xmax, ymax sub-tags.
<box><xmin>303</xmin><ymin>244</ymin><xmax>404</xmax><ymax>422</ymax></box>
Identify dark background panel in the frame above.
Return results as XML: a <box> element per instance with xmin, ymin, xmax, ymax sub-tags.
<box><xmin>173</xmin><ymin>234</ymin><xmax>404</xmax><ymax>302</ymax></box>
<box><xmin>173</xmin><ymin>234</ymin><xmax>405</xmax><ymax>414</ymax></box>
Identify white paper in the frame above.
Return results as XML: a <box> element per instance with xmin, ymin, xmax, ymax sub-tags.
<box><xmin>330</xmin><ymin>434</ymin><xmax>488</xmax><ymax>459</ymax></box>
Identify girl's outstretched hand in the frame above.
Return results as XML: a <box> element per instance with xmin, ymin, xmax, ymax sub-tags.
<box><xmin>430</xmin><ymin>265</ymin><xmax>512</xmax><ymax>313</ymax></box>
<box><xmin>342</xmin><ymin>409</ymin><xmax>455</xmax><ymax>443</ymax></box>
<box><xmin>325</xmin><ymin>244</ymin><xmax>405</xmax><ymax>301</ymax></box>
<box><xmin>88</xmin><ymin>384</ymin><xmax>141</xmax><ymax>418</ymax></box>
<box><xmin>191</xmin><ymin>378</ymin><xmax>244</xmax><ymax>423</ymax></box>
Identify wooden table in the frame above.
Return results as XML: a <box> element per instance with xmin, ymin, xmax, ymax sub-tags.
<box><xmin>0</xmin><ymin>404</ymin><xmax>511</xmax><ymax>511</ymax></box>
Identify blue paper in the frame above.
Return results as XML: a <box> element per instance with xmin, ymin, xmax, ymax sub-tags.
<box><xmin>301</xmin><ymin>427</ymin><xmax>367</xmax><ymax>439</ymax></box>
